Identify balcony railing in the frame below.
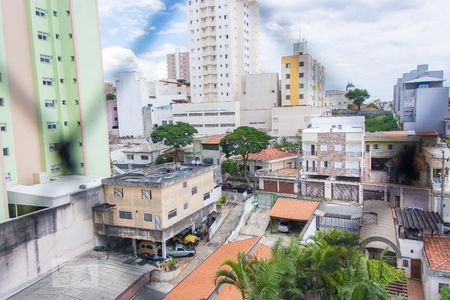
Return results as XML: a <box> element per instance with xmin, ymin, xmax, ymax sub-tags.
<box><xmin>345</xmin><ymin>169</ymin><xmax>360</xmax><ymax>176</ymax></box>
<box><xmin>303</xmin><ymin>150</ymin><xmax>316</xmax><ymax>156</ymax></box>
<box><xmin>305</xmin><ymin>167</ymin><xmax>317</xmax><ymax>173</ymax></box>
<box><xmin>372</xmin><ymin>151</ymin><xmax>396</xmax><ymax>157</ymax></box>
<box><xmin>346</xmin><ymin>151</ymin><xmax>362</xmax><ymax>157</ymax></box>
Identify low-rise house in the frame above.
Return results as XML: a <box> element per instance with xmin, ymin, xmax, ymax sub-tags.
<box><xmin>121</xmin><ymin>143</ymin><xmax>168</xmax><ymax>166</ymax></box>
<box><xmin>423</xmin><ymin>236</ymin><xmax>450</xmax><ymax>300</ymax></box>
<box><xmin>164</xmin><ymin>237</ymin><xmax>271</xmax><ymax>300</ymax></box>
<box><xmin>246</xmin><ymin>147</ymin><xmax>297</xmax><ymax>176</ymax></box>
<box><xmin>94</xmin><ymin>163</ymin><xmax>221</xmax><ymax>257</ymax></box>
<box><xmin>302</xmin><ymin>116</ymin><xmax>365</xmax><ymax>180</ymax></box>
<box><xmin>200</xmin><ymin>134</ymin><xmax>226</xmax><ymax>165</ymax></box>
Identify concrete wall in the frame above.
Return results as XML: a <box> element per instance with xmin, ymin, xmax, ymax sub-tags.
<box><xmin>398</xmin><ymin>239</ymin><xmax>423</xmax><ymax>278</ymax></box>
<box><xmin>422</xmin><ymin>261</ymin><xmax>450</xmax><ymax>300</ymax></box>
<box><xmin>415</xmin><ymin>87</ymin><xmax>450</xmax><ymax>134</ymax></box>
<box><xmin>0</xmin><ymin>187</ymin><xmax>103</xmax><ymax>297</ymax></box>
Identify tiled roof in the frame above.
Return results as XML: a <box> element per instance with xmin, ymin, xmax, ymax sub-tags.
<box><xmin>201</xmin><ymin>134</ymin><xmax>226</xmax><ymax>145</ymax></box>
<box><xmin>164</xmin><ymin>237</ymin><xmax>270</xmax><ymax>300</ymax></box>
<box><xmin>269</xmin><ymin>198</ymin><xmax>319</xmax><ymax>221</ymax></box>
<box><xmin>424</xmin><ymin>237</ymin><xmax>450</xmax><ymax>273</ymax></box>
<box><xmin>247</xmin><ymin>148</ymin><xmax>297</xmax><ymax>161</ymax></box>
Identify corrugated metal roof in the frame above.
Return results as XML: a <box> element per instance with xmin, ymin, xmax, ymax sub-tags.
<box><xmin>395</xmin><ymin>208</ymin><xmax>442</xmax><ymax>232</ymax></box>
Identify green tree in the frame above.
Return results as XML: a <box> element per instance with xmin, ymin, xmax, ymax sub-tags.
<box><xmin>221</xmin><ymin>159</ymin><xmax>242</xmax><ymax>177</ymax></box>
<box><xmin>367</xmin><ymin>102</ymin><xmax>380</xmax><ymax>110</ymax></box>
<box><xmin>150</xmin><ymin>122</ymin><xmax>197</xmax><ymax>162</ymax></box>
<box><xmin>220</xmin><ymin>127</ymin><xmax>270</xmax><ymax>178</ymax></box>
<box><xmin>346</xmin><ymin>89</ymin><xmax>370</xmax><ymax>111</ymax></box>
<box><xmin>155</xmin><ymin>154</ymin><xmax>173</xmax><ymax>165</ymax></box>
<box><xmin>441</xmin><ymin>286</ymin><xmax>450</xmax><ymax>300</ymax></box>
<box><xmin>275</xmin><ymin>137</ymin><xmax>299</xmax><ymax>151</ymax></box>
<box><xmin>106</xmin><ymin>93</ymin><xmax>116</xmax><ymax>100</ymax></box>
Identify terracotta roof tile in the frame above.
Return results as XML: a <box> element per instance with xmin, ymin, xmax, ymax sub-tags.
<box><xmin>201</xmin><ymin>134</ymin><xmax>226</xmax><ymax>145</ymax></box>
<box><xmin>269</xmin><ymin>198</ymin><xmax>319</xmax><ymax>221</ymax></box>
<box><xmin>247</xmin><ymin>148</ymin><xmax>297</xmax><ymax>161</ymax></box>
<box><xmin>164</xmin><ymin>237</ymin><xmax>262</xmax><ymax>300</ymax></box>
<box><xmin>424</xmin><ymin>236</ymin><xmax>450</xmax><ymax>273</ymax></box>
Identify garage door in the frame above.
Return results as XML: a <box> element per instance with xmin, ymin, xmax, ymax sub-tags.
<box><xmin>264</xmin><ymin>180</ymin><xmax>277</xmax><ymax>192</ymax></box>
<box><xmin>279</xmin><ymin>182</ymin><xmax>294</xmax><ymax>194</ymax></box>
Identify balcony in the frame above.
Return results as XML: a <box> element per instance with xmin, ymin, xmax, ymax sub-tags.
<box><xmin>345</xmin><ymin>151</ymin><xmax>362</xmax><ymax>157</ymax></box>
<box><xmin>345</xmin><ymin>169</ymin><xmax>360</xmax><ymax>176</ymax></box>
<box><xmin>305</xmin><ymin>167</ymin><xmax>317</xmax><ymax>174</ymax></box>
<box><xmin>303</xmin><ymin>150</ymin><xmax>316</xmax><ymax>156</ymax></box>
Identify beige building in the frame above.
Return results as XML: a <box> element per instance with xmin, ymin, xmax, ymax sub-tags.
<box><xmin>94</xmin><ymin>163</ymin><xmax>221</xmax><ymax>257</ymax></box>
<box><xmin>166</xmin><ymin>51</ymin><xmax>190</xmax><ymax>81</ymax></box>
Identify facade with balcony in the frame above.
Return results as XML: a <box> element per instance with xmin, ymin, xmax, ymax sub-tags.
<box><xmin>302</xmin><ymin>116</ymin><xmax>365</xmax><ymax>180</ymax></box>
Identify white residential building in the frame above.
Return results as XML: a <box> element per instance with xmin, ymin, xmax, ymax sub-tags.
<box><xmin>240</xmin><ymin>73</ymin><xmax>279</xmax><ymax>132</ymax></box>
<box><xmin>302</xmin><ymin>116</ymin><xmax>365</xmax><ymax>179</ymax></box>
<box><xmin>167</xmin><ymin>51</ymin><xmax>190</xmax><ymax>80</ymax></box>
<box><xmin>325</xmin><ymin>90</ymin><xmax>349</xmax><ymax>109</ymax></box>
<box><xmin>172</xmin><ymin>101</ymin><xmax>240</xmax><ymax>136</ymax></box>
<box><xmin>188</xmin><ymin>0</ymin><xmax>260</xmax><ymax>103</ymax></box>
<box><xmin>116</xmin><ymin>72</ymin><xmax>151</xmax><ymax>137</ymax></box>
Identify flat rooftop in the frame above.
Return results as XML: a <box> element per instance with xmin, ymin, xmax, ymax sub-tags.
<box><xmin>103</xmin><ymin>163</ymin><xmax>216</xmax><ymax>188</ymax></box>
<box><xmin>7</xmin><ymin>175</ymin><xmax>102</xmax><ymax>199</ymax></box>
<box><xmin>9</xmin><ymin>251</ymin><xmax>152</xmax><ymax>300</ymax></box>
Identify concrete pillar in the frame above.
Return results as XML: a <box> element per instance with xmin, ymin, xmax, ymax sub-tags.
<box><xmin>191</xmin><ymin>223</ymin><xmax>196</xmax><ymax>233</ymax></box>
<box><xmin>384</xmin><ymin>186</ymin><xmax>388</xmax><ymax>202</ymax></box>
<box><xmin>324</xmin><ymin>181</ymin><xmax>332</xmax><ymax>200</ymax></box>
<box><xmin>276</xmin><ymin>181</ymin><xmax>280</xmax><ymax>193</ymax></box>
<box><xmin>358</xmin><ymin>184</ymin><xmax>364</xmax><ymax>204</ymax></box>
<box><xmin>161</xmin><ymin>240</ymin><xmax>167</xmax><ymax>259</ymax></box>
<box><xmin>132</xmin><ymin>239</ymin><xmax>137</xmax><ymax>257</ymax></box>
<box><xmin>400</xmin><ymin>187</ymin><xmax>404</xmax><ymax>207</ymax></box>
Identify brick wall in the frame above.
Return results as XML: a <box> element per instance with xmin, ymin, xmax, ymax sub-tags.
<box><xmin>317</xmin><ymin>132</ymin><xmax>346</xmax><ymax>177</ymax></box>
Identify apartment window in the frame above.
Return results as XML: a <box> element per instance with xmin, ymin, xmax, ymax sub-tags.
<box><xmin>55</xmin><ymin>33</ymin><xmax>60</xmax><ymax>39</ymax></box>
<box><xmin>0</xmin><ymin>123</ymin><xmax>6</xmax><ymax>132</ymax></box>
<box><xmin>285</xmin><ymin>63</ymin><xmax>290</xmax><ymax>68</ymax></box>
<box><xmin>141</xmin><ymin>155</ymin><xmax>149</xmax><ymax>160</ymax></box>
<box><xmin>73</xmin><ymin>78</ymin><xmax>77</xmax><ymax>84</ymax></box>
<box><xmin>53</xmin><ymin>11</ymin><xmax>58</xmax><ymax>17</ymax></box>
<box><xmin>334</xmin><ymin>162</ymin><xmax>342</xmax><ymax>169</ymax></box>
<box><xmin>58</xmin><ymin>56</ymin><xmax>62</xmax><ymax>62</ymax></box>
<box><xmin>320</xmin><ymin>144</ymin><xmax>328</xmax><ymax>151</ymax></box>
<box><xmin>62</xmin><ymin>100</ymin><xmax>66</xmax><ymax>105</ymax></box>
<box><xmin>192</xmin><ymin>187</ymin><xmax>197</xmax><ymax>195</ymax></box>
<box><xmin>300</xmin><ymin>94</ymin><xmax>304</xmax><ymax>99</ymax></box>
<box><xmin>60</xmin><ymin>78</ymin><xmax>64</xmax><ymax>84</ymax></box>
<box><xmin>365</xmin><ymin>144</ymin><xmax>370</xmax><ymax>153</ymax></box>
<box><xmin>119</xmin><ymin>211</ymin><xmax>132</xmax><ymax>220</ymax></box>
<box><xmin>286</xmin><ymin>74</ymin><xmax>290</xmax><ymax>79</ymax></box>
<box><xmin>64</xmin><ymin>121</ymin><xmax>68</xmax><ymax>126</ymax></box>
<box><xmin>299</xmin><ymin>61</ymin><xmax>304</xmax><ymax>67</ymax></box>
<box><xmin>113</xmin><ymin>187</ymin><xmax>123</xmax><ymax>198</ymax></box>
<box><xmin>40</xmin><ymin>54</ymin><xmax>51</xmax><ymax>63</ymax></box>
<box><xmin>80</xmin><ymin>162</ymin><xmax>84</xmax><ymax>168</ymax></box>
<box><xmin>144</xmin><ymin>213</ymin><xmax>152</xmax><ymax>222</ymax></box>
<box><xmin>0</xmin><ymin>98</ymin><xmax>4</xmax><ymax>106</ymax></box>
<box><xmin>320</xmin><ymin>161</ymin><xmax>328</xmax><ymax>168</ymax></box>
<box><xmin>184</xmin><ymin>203</ymin><xmax>188</xmax><ymax>210</ymax></box>
<box><xmin>2</xmin><ymin>148</ymin><xmax>9</xmax><ymax>156</ymax></box>
<box><xmin>168</xmin><ymin>209</ymin><xmax>177</xmax><ymax>219</ymax></box>
<box><xmin>300</xmin><ymin>83</ymin><xmax>304</xmax><ymax>89</ymax></box>
<box><xmin>35</xmin><ymin>8</ymin><xmax>46</xmax><ymax>17</ymax></box>
<box><xmin>66</xmin><ymin>10</ymin><xmax>71</xmax><ymax>16</ymax></box>
<box><xmin>299</xmin><ymin>73</ymin><xmax>304</xmax><ymax>78</ymax></box>
<box><xmin>42</xmin><ymin>77</ymin><xmax>53</xmax><ymax>86</ymax></box>
<box><xmin>220</xmin><ymin>123</ymin><xmax>235</xmax><ymax>127</ymax></box>
<box><xmin>388</xmin><ymin>144</ymin><xmax>394</xmax><ymax>150</ymax></box>
<box><xmin>37</xmin><ymin>31</ymin><xmax>49</xmax><ymax>41</ymax></box>
<box><xmin>203</xmin><ymin>192</ymin><xmax>210</xmax><ymax>201</ymax></box>
<box><xmin>71</xmin><ymin>56</ymin><xmax>75</xmax><ymax>62</ymax></box>
<box><xmin>47</xmin><ymin>122</ymin><xmax>57</xmax><ymax>129</ymax></box>
<box><xmin>402</xmin><ymin>259</ymin><xmax>409</xmax><ymax>268</ymax></box>
<box><xmin>334</xmin><ymin>144</ymin><xmax>342</xmax><ymax>151</ymax></box>
<box><xmin>286</xmin><ymin>95</ymin><xmax>290</xmax><ymax>100</ymax></box>
<box><xmin>220</xmin><ymin>112</ymin><xmax>235</xmax><ymax>116</ymax></box>
<box><xmin>44</xmin><ymin>100</ymin><xmax>56</xmax><ymax>108</ymax></box>
<box><xmin>204</xmin><ymin>112</ymin><xmax>218</xmax><ymax>116</ymax></box>
<box><xmin>183</xmin><ymin>181</ymin><xmax>187</xmax><ymax>188</ymax></box>
<box><xmin>49</xmin><ymin>143</ymin><xmax>58</xmax><ymax>152</ymax></box>
<box><xmin>205</xmin><ymin>124</ymin><xmax>219</xmax><ymax>127</ymax></box>
<box><xmin>127</xmin><ymin>154</ymin><xmax>134</xmax><ymax>160</ymax></box>
<box><xmin>286</xmin><ymin>84</ymin><xmax>290</xmax><ymax>89</ymax></box>
<box><xmin>373</xmin><ymin>144</ymin><xmax>380</xmax><ymax>150</ymax></box>
<box><xmin>141</xmin><ymin>190</ymin><xmax>152</xmax><ymax>200</ymax></box>
<box><xmin>77</xmin><ymin>121</ymin><xmax>80</xmax><ymax>126</ymax></box>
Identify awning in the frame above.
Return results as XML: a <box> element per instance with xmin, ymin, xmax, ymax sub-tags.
<box><xmin>395</xmin><ymin>207</ymin><xmax>442</xmax><ymax>232</ymax></box>
<box><xmin>93</xmin><ymin>203</ymin><xmax>117</xmax><ymax>212</ymax></box>
<box><xmin>269</xmin><ymin>198</ymin><xmax>319</xmax><ymax>221</ymax></box>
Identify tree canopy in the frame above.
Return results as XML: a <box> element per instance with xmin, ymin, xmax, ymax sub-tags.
<box><xmin>220</xmin><ymin>126</ymin><xmax>271</xmax><ymax>177</ymax></box>
<box><xmin>346</xmin><ymin>88</ymin><xmax>370</xmax><ymax>111</ymax></box>
<box><xmin>150</xmin><ymin>122</ymin><xmax>197</xmax><ymax>162</ymax></box>
<box><xmin>106</xmin><ymin>93</ymin><xmax>116</xmax><ymax>100</ymax></box>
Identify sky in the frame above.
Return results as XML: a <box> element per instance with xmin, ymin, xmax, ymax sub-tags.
<box><xmin>98</xmin><ymin>0</ymin><xmax>450</xmax><ymax>101</ymax></box>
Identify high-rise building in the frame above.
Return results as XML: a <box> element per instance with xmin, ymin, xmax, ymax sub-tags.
<box><xmin>167</xmin><ymin>51</ymin><xmax>190</xmax><ymax>81</ymax></box>
<box><xmin>281</xmin><ymin>40</ymin><xmax>325</xmax><ymax>107</ymax></box>
<box><xmin>0</xmin><ymin>0</ymin><xmax>110</xmax><ymax>220</ymax></box>
<box><xmin>394</xmin><ymin>64</ymin><xmax>450</xmax><ymax>133</ymax></box>
<box><xmin>188</xmin><ymin>0</ymin><xmax>260</xmax><ymax>103</ymax></box>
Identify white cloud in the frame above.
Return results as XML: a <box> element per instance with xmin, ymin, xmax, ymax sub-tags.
<box><xmin>158</xmin><ymin>21</ymin><xmax>188</xmax><ymax>35</ymax></box>
<box><xmin>102</xmin><ymin>46</ymin><xmax>167</xmax><ymax>82</ymax></box>
<box><xmin>98</xmin><ymin>0</ymin><xmax>165</xmax><ymax>17</ymax></box>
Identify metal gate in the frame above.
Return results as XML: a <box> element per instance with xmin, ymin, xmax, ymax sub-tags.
<box><xmin>363</xmin><ymin>190</ymin><xmax>385</xmax><ymax>201</ymax></box>
<box><xmin>304</xmin><ymin>181</ymin><xmax>324</xmax><ymax>198</ymax></box>
<box><xmin>263</xmin><ymin>180</ymin><xmax>277</xmax><ymax>192</ymax></box>
<box><xmin>279</xmin><ymin>181</ymin><xmax>294</xmax><ymax>194</ymax></box>
<box><xmin>332</xmin><ymin>184</ymin><xmax>359</xmax><ymax>202</ymax></box>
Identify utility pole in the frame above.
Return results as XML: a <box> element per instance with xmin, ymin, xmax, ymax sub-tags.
<box><xmin>441</xmin><ymin>149</ymin><xmax>446</xmax><ymax>234</ymax></box>
<box><xmin>297</xmin><ymin>140</ymin><xmax>303</xmax><ymax>199</ymax></box>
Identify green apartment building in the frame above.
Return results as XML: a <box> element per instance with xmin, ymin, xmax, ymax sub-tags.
<box><xmin>0</xmin><ymin>0</ymin><xmax>110</xmax><ymax>221</ymax></box>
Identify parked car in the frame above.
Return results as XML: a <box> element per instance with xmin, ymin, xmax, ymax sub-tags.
<box><xmin>234</xmin><ymin>184</ymin><xmax>253</xmax><ymax>194</ymax></box>
<box><xmin>277</xmin><ymin>220</ymin><xmax>291</xmax><ymax>233</ymax></box>
<box><xmin>137</xmin><ymin>241</ymin><xmax>161</xmax><ymax>258</ymax></box>
<box><xmin>166</xmin><ymin>243</ymin><xmax>196</xmax><ymax>257</ymax></box>
<box><xmin>172</xmin><ymin>229</ymin><xmax>199</xmax><ymax>246</ymax></box>
<box><xmin>444</xmin><ymin>223</ymin><xmax>450</xmax><ymax>234</ymax></box>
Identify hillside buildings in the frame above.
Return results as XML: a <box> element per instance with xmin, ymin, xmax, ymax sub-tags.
<box><xmin>0</xmin><ymin>0</ymin><xmax>110</xmax><ymax>220</ymax></box>
<box><xmin>167</xmin><ymin>51</ymin><xmax>190</xmax><ymax>81</ymax></box>
<box><xmin>325</xmin><ymin>90</ymin><xmax>349</xmax><ymax>109</ymax></box>
<box><xmin>281</xmin><ymin>40</ymin><xmax>325</xmax><ymax>107</ymax></box>
<box><xmin>394</xmin><ymin>64</ymin><xmax>450</xmax><ymax>134</ymax></box>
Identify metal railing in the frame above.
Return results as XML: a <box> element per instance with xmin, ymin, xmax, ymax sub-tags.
<box><xmin>345</xmin><ymin>151</ymin><xmax>362</xmax><ymax>157</ymax></box>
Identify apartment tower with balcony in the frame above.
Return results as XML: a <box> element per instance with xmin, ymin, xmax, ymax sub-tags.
<box><xmin>167</xmin><ymin>51</ymin><xmax>190</xmax><ymax>81</ymax></box>
<box><xmin>0</xmin><ymin>0</ymin><xmax>110</xmax><ymax>220</ymax></box>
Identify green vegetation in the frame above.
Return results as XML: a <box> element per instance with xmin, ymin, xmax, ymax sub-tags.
<box><xmin>441</xmin><ymin>286</ymin><xmax>450</xmax><ymax>300</ymax></box>
<box><xmin>346</xmin><ymin>88</ymin><xmax>370</xmax><ymax>111</ymax></box>
<box><xmin>215</xmin><ymin>195</ymin><xmax>227</xmax><ymax>206</ymax></box>
<box><xmin>366</xmin><ymin>114</ymin><xmax>399</xmax><ymax>132</ymax></box>
<box><xmin>367</xmin><ymin>102</ymin><xmax>380</xmax><ymax>110</ymax></box>
<box><xmin>274</xmin><ymin>137</ymin><xmax>299</xmax><ymax>151</ymax></box>
<box><xmin>151</xmin><ymin>122</ymin><xmax>197</xmax><ymax>162</ymax></box>
<box><xmin>221</xmin><ymin>159</ymin><xmax>242</xmax><ymax>177</ymax></box>
<box><xmin>220</xmin><ymin>126</ymin><xmax>271</xmax><ymax>178</ymax></box>
<box><xmin>106</xmin><ymin>93</ymin><xmax>116</xmax><ymax>100</ymax></box>
<box><xmin>216</xmin><ymin>229</ymin><xmax>405</xmax><ymax>300</ymax></box>
<box><xmin>155</xmin><ymin>154</ymin><xmax>173</xmax><ymax>165</ymax></box>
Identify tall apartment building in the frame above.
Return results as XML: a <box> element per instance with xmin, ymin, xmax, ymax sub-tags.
<box><xmin>281</xmin><ymin>40</ymin><xmax>325</xmax><ymax>107</ymax></box>
<box><xmin>394</xmin><ymin>64</ymin><xmax>450</xmax><ymax>133</ymax></box>
<box><xmin>167</xmin><ymin>51</ymin><xmax>190</xmax><ymax>81</ymax></box>
<box><xmin>0</xmin><ymin>0</ymin><xmax>110</xmax><ymax>220</ymax></box>
<box><xmin>302</xmin><ymin>116</ymin><xmax>365</xmax><ymax>180</ymax></box>
<box><xmin>116</xmin><ymin>72</ymin><xmax>151</xmax><ymax>137</ymax></box>
<box><xmin>188</xmin><ymin>0</ymin><xmax>260</xmax><ymax>103</ymax></box>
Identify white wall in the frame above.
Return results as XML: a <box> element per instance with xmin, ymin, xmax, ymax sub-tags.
<box><xmin>300</xmin><ymin>216</ymin><xmax>317</xmax><ymax>242</ymax></box>
<box><xmin>422</xmin><ymin>265</ymin><xmax>450</xmax><ymax>300</ymax></box>
<box><xmin>116</xmin><ymin>72</ymin><xmax>150</xmax><ymax>137</ymax></box>
<box><xmin>172</xmin><ymin>101</ymin><xmax>240</xmax><ymax>136</ymax></box>
<box><xmin>398</xmin><ymin>238</ymin><xmax>423</xmax><ymax>278</ymax></box>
